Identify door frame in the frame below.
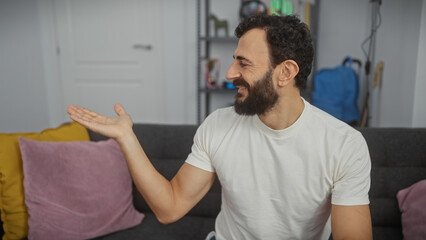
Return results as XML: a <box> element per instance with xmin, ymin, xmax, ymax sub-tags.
<box><xmin>37</xmin><ymin>0</ymin><xmax>64</xmax><ymax>127</ymax></box>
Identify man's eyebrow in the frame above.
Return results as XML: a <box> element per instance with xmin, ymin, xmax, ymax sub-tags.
<box><xmin>233</xmin><ymin>55</ymin><xmax>253</xmax><ymax>65</ymax></box>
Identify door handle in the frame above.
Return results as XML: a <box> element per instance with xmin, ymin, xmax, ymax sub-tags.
<box><xmin>133</xmin><ymin>44</ymin><xmax>152</xmax><ymax>50</ymax></box>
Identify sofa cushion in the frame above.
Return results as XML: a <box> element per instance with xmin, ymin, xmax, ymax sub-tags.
<box><xmin>89</xmin><ymin>124</ymin><xmax>197</xmax><ymax>159</ymax></box>
<box><xmin>93</xmin><ymin>212</ymin><xmax>215</xmax><ymax>240</ymax></box>
<box><xmin>0</xmin><ymin>122</ymin><xmax>89</xmax><ymax>239</ymax></box>
<box><xmin>19</xmin><ymin>138</ymin><xmax>144</xmax><ymax>240</ymax></box>
<box><xmin>90</xmin><ymin>125</ymin><xmax>222</xmax><ymax>219</ymax></box>
<box><xmin>371</xmin><ymin>226</ymin><xmax>403</xmax><ymax>240</ymax></box>
<box><xmin>358</xmin><ymin>128</ymin><xmax>426</xmax><ymax>239</ymax></box>
<box><xmin>397</xmin><ymin>179</ymin><xmax>426</xmax><ymax>240</ymax></box>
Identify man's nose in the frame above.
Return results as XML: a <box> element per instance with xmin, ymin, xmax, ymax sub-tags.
<box><xmin>225</xmin><ymin>61</ymin><xmax>241</xmax><ymax>80</ymax></box>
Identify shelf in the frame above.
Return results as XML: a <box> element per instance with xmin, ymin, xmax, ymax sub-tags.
<box><xmin>200</xmin><ymin>87</ymin><xmax>237</xmax><ymax>93</ymax></box>
<box><xmin>197</xmin><ymin>0</ymin><xmax>319</xmax><ymax>123</ymax></box>
<box><xmin>200</xmin><ymin>36</ymin><xmax>238</xmax><ymax>42</ymax></box>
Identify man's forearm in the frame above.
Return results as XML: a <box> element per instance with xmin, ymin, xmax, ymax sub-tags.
<box><xmin>116</xmin><ymin>131</ymin><xmax>178</xmax><ymax>223</ymax></box>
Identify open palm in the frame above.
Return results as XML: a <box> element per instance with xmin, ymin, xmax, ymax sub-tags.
<box><xmin>67</xmin><ymin>103</ymin><xmax>133</xmax><ymax>140</ymax></box>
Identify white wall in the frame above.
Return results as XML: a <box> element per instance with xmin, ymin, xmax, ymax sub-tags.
<box><xmin>204</xmin><ymin>0</ymin><xmax>241</xmax><ymax>114</ymax></box>
<box><xmin>317</xmin><ymin>0</ymin><xmax>425</xmax><ymax>127</ymax></box>
<box><xmin>163</xmin><ymin>0</ymin><xmax>197</xmax><ymax>124</ymax></box>
<box><xmin>316</xmin><ymin>0</ymin><xmax>370</xmax><ymax>113</ymax></box>
<box><xmin>0</xmin><ymin>0</ymin><xmax>198</xmax><ymax>132</ymax></box>
<box><xmin>0</xmin><ymin>0</ymin><xmax>50</xmax><ymax>132</ymax></box>
<box><xmin>1</xmin><ymin>0</ymin><xmax>425</xmax><ymax>132</ymax></box>
<box><xmin>412</xmin><ymin>0</ymin><xmax>426</xmax><ymax>127</ymax></box>
<box><xmin>374</xmin><ymin>0</ymin><xmax>423</xmax><ymax>127</ymax></box>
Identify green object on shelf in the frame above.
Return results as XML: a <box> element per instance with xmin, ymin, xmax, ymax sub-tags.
<box><xmin>270</xmin><ymin>0</ymin><xmax>281</xmax><ymax>15</ymax></box>
<box><xmin>209</xmin><ymin>14</ymin><xmax>229</xmax><ymax>37</ymax></box>
<box><xmin>282</xmin><ymin>0</ymin><xmax>293</xmax><ymax>15</ymax></box>
<box><xmin>270</xmin><ymin>0</ymin><xmax>293</xmax><ymax>16</ymax></box>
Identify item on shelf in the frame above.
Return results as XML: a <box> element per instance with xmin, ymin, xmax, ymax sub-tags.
<box><xmin>239</xmin><ymin>0</ymin><xmax>267</xmax><ymax>21</ymax></box>
<box><xmin>270</xmin><ymin>0</ymin><xmax>293</xmax><ymax>16</ymax></box>
<box><xmin>204</xmin><ymin>58</ymin><xmax>220</xmax><ymax>89</ymax></box>
<box><xmin>223</xmin><ymin>81</ymin><xmax>237</xmax><ymax>89</ymax></box>
<box><xmin>197</xmin><ymin>0</ymin><xmax>319</xmax><ymax>122</ymax></box>
<box><xmin>304</xmin><ymin>2</ymin><xmax>311</xmax><ymax>28</ymax></box>
<box><xmin>209</xmin><ymin>14</ymin><xmax>229</xmax><ymax>37</ymax></box>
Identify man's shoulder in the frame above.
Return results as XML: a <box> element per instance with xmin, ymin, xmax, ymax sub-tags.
<box><xmin>306</xmin><ymin>102</ymin><xmax>362</xmax><ymax>141</ymax></box>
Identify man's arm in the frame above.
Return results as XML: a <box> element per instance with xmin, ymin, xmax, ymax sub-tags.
<box><xmin>331</xmin><ymin>204</ymin><xmax>373</xmax><ymax>240</ymax></box>
<box><xmin>67</xmin><ymin>104</ymin><xmax>216</xmax><ymax>224</ymax></box>
<box><xmin>119</xmin><ymin>131</ymin><xmax>216</xmax><ymax>224</ymax></box>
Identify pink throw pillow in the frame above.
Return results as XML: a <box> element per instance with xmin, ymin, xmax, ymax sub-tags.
<box><xmin>397</xmin><ymin>179</ymin><xmax>426</xmax><ymax>240</ymax></box>
<box><xmin>19</xmin><ymin>138</ymin><xmax>144</xmax><ymax>240</ymax></box>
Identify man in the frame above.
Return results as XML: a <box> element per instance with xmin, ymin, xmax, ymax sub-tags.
<box><xmin>68</xmin><ymin>14</ymin><xmax>373</xmax><ymax>239</ymax></box>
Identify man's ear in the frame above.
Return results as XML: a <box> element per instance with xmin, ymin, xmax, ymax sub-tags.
<box><xmin>277</xmin><ymin>60</ymin><xmax>299</xmax><ymax>87</ymax></box>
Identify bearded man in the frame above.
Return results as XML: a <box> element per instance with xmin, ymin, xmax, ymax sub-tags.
<box><xmin>68</xmin><ymin>14</ymin><xmax>373</xmax><ymax>240</ymax></box>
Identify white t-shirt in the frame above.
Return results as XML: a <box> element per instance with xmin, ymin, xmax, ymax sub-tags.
<box><xmin>186</xmin><ymin>98</ymin><xmax>371</xmax><ymax>240</ymax></box>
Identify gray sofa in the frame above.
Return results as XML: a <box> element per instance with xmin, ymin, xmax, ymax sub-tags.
<box><xmin>0</xmin><ymin>124</ymin><xmax>426</xmax><ymax>240</ymax></box>
<box><xmin>0</xmin><ymin>125</ymin><xmax>424</xmax><ymax>239</ymax></box>
<box><xmin>86</xmin><ymin>124</ymin><xmax>426</xmax><ymax>240</ymax></box>
<box><xmin>90</xmin><ymin>124</ymin><xmax>220</xmax><ymax>240</ymax></box>
<box><xmin>1</xmin><ymin>125</ymin><xmax>424</xmax><ymax>239</ymax></box>
<box><xmin>361</xmin><ymin>128</ymin><xmax>426</xmax><ymax>240</ymax></box>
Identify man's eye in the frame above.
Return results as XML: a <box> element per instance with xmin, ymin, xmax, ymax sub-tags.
<box><xmin>239</xmin><ymin>62</ymin><xmax>248</xmax><ymax>67</ymax></box>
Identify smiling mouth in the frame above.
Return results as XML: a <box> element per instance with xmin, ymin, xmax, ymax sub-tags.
<box><xmin>233</xmin><ymin>79</ymin><xmax>250</xmax><ymax>93</ymax></box>
<box><xmin>237</xmin><ymin>86</ymin><xmax>247</xmax><ymax>93</ymax></box>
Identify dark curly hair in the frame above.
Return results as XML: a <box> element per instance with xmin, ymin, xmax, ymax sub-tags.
<box><xmin>235</xmin><ymin>14</ymin><xmax>314</xmax><ymax>89</ymax></box>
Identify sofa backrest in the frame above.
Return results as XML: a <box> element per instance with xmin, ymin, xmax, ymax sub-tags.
<box><xmin>89</xmin><ymin>124</ymin><xmax>222</xmax><ymax>219</ymax></box>
<box><xmin>90</xmin><ymin>125</ymin><xmax>426</xmax><ymax>234</ymax></box>
<box><xmin>358</xmin><ymin>128</ymin><xmax>426</xmax><ymax>238</ymax></box>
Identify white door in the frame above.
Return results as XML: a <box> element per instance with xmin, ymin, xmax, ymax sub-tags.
<box><xmin>54</xmin><ymin>0</ymin><xmax>165</xmax><ymax>123</ymax></box>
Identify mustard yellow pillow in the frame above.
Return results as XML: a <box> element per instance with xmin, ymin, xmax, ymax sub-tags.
<box><xmin>0</xmin><ymin>122</ymin><xmax>89</xmax><ymax>240</ymax></box>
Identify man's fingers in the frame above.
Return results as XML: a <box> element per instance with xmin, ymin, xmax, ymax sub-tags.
<box><xmin>67</xmin><ymin>104</ymin><xmax>127</xmax><ymax>139</ymax></box>
<box><xmin>68</xmin><ymin>106</ymin><xmax>89</xmax><ymax>122</ymax></box>
<box><xmin>68</xmin><ymin>105</ymin><xmax>101</xmax><ymax>121</ymax></box>
<box><xmin>78</xmin><ymin>106</ymin><xmax>98</xmax><ymax>118</ymax></box>
<box><xmin>67</xmin><ymin>105</ymin><xmax>78</xmax><ymax>115</ymax></box>
<box><xmin>69</xmin><ymin>113</ymin><xmax>90</xmax><ymax>127</ymax></box>
<box><xmin>72</xmin><ymin>105</ymin><xmax>97</xmax><ymax>118</ymax></box>
<box><xmin>114</xmin><ymin>103</ymin><xmax>127</xmax><ymax>116</ymax></box>
<box><xmin>68</xmin><ymin>105</ymin><xmax>86</xmax><ymax>116</ymax></box>
<box><xmin>69</xmin><ymin>110</ymin><xmax>101</xmax><ymax>130</ymax></box>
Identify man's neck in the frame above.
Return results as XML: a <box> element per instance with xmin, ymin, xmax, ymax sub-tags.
<box><xmin>258</xmin><ymin>93</ymin><xmax>304</xmax><ymax>130</ymax></box>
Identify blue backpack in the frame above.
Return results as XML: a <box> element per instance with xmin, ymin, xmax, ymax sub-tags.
<box><xmin>312</xmin><ymin>57</ymin><xmax>360</xmax><ymax>123</ymax></box>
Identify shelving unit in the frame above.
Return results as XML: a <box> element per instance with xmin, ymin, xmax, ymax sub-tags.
<box><xmin>196</xmin><ymin>0</ymin><xmax>320</xmax><ymax>124</ymax></box>
<box><xmin>196</xmin><ymin>0</ymin><xmax>240</xmax><ymax>124</ymax></box>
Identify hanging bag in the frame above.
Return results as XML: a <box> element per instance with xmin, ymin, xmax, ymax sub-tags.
<box><xmin>312</xmin><ymin>56</ymin><xmax>361</xmax><ymax>124</ymax></box>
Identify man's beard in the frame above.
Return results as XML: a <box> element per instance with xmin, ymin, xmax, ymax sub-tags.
<box><xmin>233</xmin><ymin>69</ymin><xmax>279</xmax><ymax>116</ymax></box>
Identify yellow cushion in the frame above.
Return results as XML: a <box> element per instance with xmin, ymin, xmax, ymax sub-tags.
<box><xmin>0</xmin><ymin>122</ymin><xmax>89</xmax><ymax>240</ymax></box>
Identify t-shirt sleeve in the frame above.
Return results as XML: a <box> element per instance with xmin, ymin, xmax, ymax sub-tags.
<box><xmin>331</xmin><ymin>132</ymin><xmax>371</xmax><ymax>206</ymax></box>
<box><xmin>185</xmin><ymin>114</ymin><xmax>216</xmax><ymax>173</ymax></box>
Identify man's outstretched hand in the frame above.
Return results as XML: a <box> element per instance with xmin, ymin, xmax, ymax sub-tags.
<box><xmin>67</xmin><ymin>103</ymin><xmax>133</xmax><ymax>141</ymax></box>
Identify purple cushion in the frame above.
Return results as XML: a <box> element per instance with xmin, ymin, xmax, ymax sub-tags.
<box><xmin>19</xmin><ymin>138</ymin><xmax>144</xmax><ymax>240</ymax></box>
<box><xmin>397</xmin><ymin>179</ymin><xmax>426</xmax><ymax>240</ymax></box>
